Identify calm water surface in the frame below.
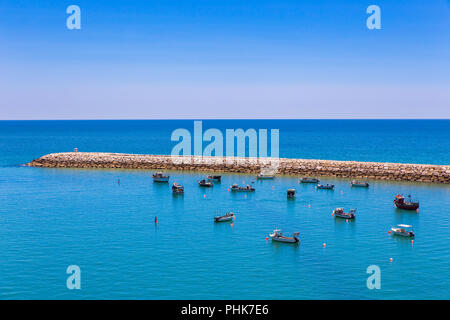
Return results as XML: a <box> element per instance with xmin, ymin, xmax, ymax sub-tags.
<box><xmin>0</xmin><ymin>120</ymin><xmax>449</xmax><ymax>299</ymax></box>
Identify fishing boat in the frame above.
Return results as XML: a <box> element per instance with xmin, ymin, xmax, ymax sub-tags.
<box><xmin>317</xmin><ymin>184</ymin><xmax>334</xmax><ymax>190</ymax></box>
<box><xmin>172</xmin><ymin>182</ymin><xmax>184</xmax><ymax>194</ymax></box>
<box><xmin>230</xmin><ymin>184</ymin><xmax>255</xmax><ymax>192</ymax></box>
<box><xmin>198</xmin><ymin>179</ymin><xmax>213</xmax><ymax>187</ymax></box>
<box><xmin>287</xmin><ymin>189</ymin><xmax>296</xmax><ymax>199</ymax></box>
<box><xmin>300</xmin><ymin>177</ymin><xmax>320</xmax><ymax>183</ymax></box>
<box><xmin>214</xmin><ymin>212</ymin><xmax>235</xmax><ymax>222</ymax></box>
<box><xmin>256</xmin><ymin>173</ymin><xmax>275</xmax><ymax>180</ymax></box>
<box><xmin>152</xmin><ymin>172</ymin><xmax>169</xmax><ymax>182</ymax></box>
<box><xmin>333</xmin><ymin>208</ymin><xmax>356</xmax><ymax>219</ymax></box>
<box><xmin>351</xmin><ymin>180</ymin><xmax>369</xmax><ymax>187</ymax></box>
<box><xmin>393</xmin><ymin>194</ymin><xmax>419</xmax><ymax>210</ymax></box>
<box><xmin>269</xmin><ymin>229</ymin><xmax>300</xmax><ymax>243</ymax></box>
<box><xmin>207</xmin><ymin>175</ymin><xmax>221</xmax><ymax>182</ymax></box>
<box><xmin>391</xmin><ymin>224</ymin><xmax>415</xmax><ymax>237</ymax></box>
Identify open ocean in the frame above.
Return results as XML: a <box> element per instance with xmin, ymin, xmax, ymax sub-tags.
<box><xmin>0</xmin><ymin>120</ymin><xmax>449</xmax><ymax>299</ymax></box>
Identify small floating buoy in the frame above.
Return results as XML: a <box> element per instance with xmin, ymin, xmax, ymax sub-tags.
<box><xmin>346</xmin><ymin>219</ymin><xmax>348</xmax><ymax>223</ymax></box>
<box><xmin>203</xmin><ymin>194</ymin><xmax>206</xmax><ymax>198</ymax></box>
<box><xmin>323</xmin><ymin>243</ymin><xmax>326</xmax><ymax>247</ymax></box>
<box><xmin>244</xmin><ymin>194</ymin><xmax>247</xmax><ymax>198</ymax></box>
<box><xmin>388</xmin><ymin>230</ymin><xmax>391</xmax><ymax>235</ymax></box>
<box><xmin>154</xmin><ymin>216</ymin><xmax>157</xmax><ymax>224</ymax></box>
<box><xmin>416</xmin><ymin>209</ymin><xmax>419</xmax><ymax>213</ymax></box>
<box><xmin>230</xmin><ymin>223</ymin><xmax>234</xmax><ymax>228</ymax></box>
<box><xmin>331</xmin><ymin>213</ymin><xmax>334</xmax><ymax>216</ymax></box>
<box><xmin>389</xmin><ymin>258</ymin><xmax>393</xmax><ymax>262</ymax></box>
<box><xmin>411</xmin><ymin>239</ymin><xmax>414</xmax><ymax>244</ymax></box>
<box><xmin>227</xmin><ymin>188</ymin><xmax>230</xmax><ymax>192</ymax></box>
<box><xmin>118</xmin><ymin>179</ymin><xmax>120</xmax><ymax>185</ymax></box>
<box><xmin>266</xmin><ymin>237</ymin><xmax>268</xmax><ymax>241</ymax></box>
<box><xmin>308</xmin><ymin>204</ymin><xmax>311</xmax><ymax>208</ymax></box>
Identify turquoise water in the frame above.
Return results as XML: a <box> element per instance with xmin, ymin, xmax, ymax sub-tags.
<box><xmin>0</xmin><ymin>120</ymin><xmax>449</xmax><ymax>299</ymax></box>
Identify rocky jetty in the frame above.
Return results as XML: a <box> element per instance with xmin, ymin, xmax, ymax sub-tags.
<box><xmin>27</xmin><ymin>152</ymin><xmax>450</xmax><ymax>184</ymax></box>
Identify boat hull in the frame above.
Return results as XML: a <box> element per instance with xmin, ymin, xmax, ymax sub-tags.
<box><xmin>214</xmin><ymin>216</ymin><xmax>233</xmax><ymax>222</ymax></box>
<box><xmin>335</xmin><ymin>213</ymin><xmax>355</xmax><ymax>219</ymax></box>
<box><xmin>393</xmin><ymin>231</ymin><xmax>415</xmax><ymax>237</ymax></box>
<box><xmin>270</xmin><ymin>236</ymin><xmax>299</xmax><ymax>243</ymax></box>
<box><xmin>230</xmin><ymin>188</ymin><xmax>255</xmax><ymax>192</ymax></box>
<box><xmin>257</xmin><ymin>176</ymin><xmax>274</xmax><ymax>180</ymax></box>
<box><xmin>317</xmin><ymin>185</ymin><xmax>334</xmax><ymax>190</ymax></box>
<box><xmin>300</xmin><ymin>179</ymin><xmax>319</xmax><ymax>183</ymax></box>
<box><xmin>394</xmin><ymin>201</ymin><xmax>419</xmax><ymax>210</ymax></box>
<box><xmin>351</xmin><ymin>183</ymin><xmax>369</xmax><ymax>187</ymax></box>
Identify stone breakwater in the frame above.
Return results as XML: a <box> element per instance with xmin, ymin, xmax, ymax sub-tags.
<box><xmin>27</xmin><ymin>152</ymin><xmax>450</xmax><ymax>184</ymax></box>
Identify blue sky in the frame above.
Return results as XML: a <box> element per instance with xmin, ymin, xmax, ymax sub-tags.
<box><xmin>1</xmin><ymin>0</ymin><xmax>449</xmax><ymax>119</ymax></box>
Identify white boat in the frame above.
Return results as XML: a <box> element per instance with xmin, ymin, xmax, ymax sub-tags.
<box><xmin>300</xmin><ymin>177</ymin><xmax>319</xmax><ymax>183</ymax></box>
<box><xmin>214</xmin><ymin>212</ymin><xmax>235</xmax><ymax>222</ymax></box>
<box><xmin>230</xmin><ymin>184</ymin><xmax>255</xmax><ymax>192</ymax></box>
<box><xmin>351</xmin><ymin>180</ymin><xmax>369</xmax><ymax>187</ymax></box>
<box><xmin>391</xmin><ymin>224</ymin><xmax>415</xmax><ymax>237</ymax></box>
<box><xmin>256</xmin><ymin>173</ymin><xmax>275</xmax><ymax>180</ymax></box>
<box><xmin>269</xmin><ymin>229</ymin><xmax>300</xmax><ymax>243</ymax></box>
<box><xmin>198</xmin><ymin>179</ymin><xmax>213</xmax><ymax>187</ymax></box>
<box><xmin>333</xmin><ymin>208</ymin><xmax>356</xmax><ymax>219</ymax></box>
<box><xmin>152</xmin><ymin>172</ymin><xmax>169</xmax><ymax>182</ymax></box>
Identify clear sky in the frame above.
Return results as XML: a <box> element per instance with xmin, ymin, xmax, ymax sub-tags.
<box><xmin>1</xmin><ymin>0</ymin><xmax>449</xmax><ymax>119</ymax></box>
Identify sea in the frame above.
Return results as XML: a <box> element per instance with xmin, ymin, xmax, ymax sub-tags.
<box><xmin>0</xmin><ymin>120</ymin><xmax>449</xmax><ymax>299</ymax></box>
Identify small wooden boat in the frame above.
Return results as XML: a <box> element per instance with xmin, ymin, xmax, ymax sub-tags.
<box><xmin>269</xmin><ymin>229</ymin><xmax>300</xmax><ymax>243</ymax></box>
<box><xmin>198</xmin><ymin>179</ymin><xmax>213</xmax><ymax>187</ymax></box>
<box><xmin>333</xmin><ymin>208</ymin><xmax>356</xmax><ymax>219</ymax></box>
<box><xmin>172</xmin><ymin>183</ymin><xmax>184</xmax><ymax>194</ymax></box>
<box><xmin>256</xmin><ymin>173</ymin><xmax>275</xmax><ymax>180</ymax></box>
<box><xmin>351</xmin><ymin>180</ymin><xmax>369</xmax><ymax>187</ymax></box>
<box><xmin>230</xmin><ymin>184</ymin><xmax>255</xmax><ymax>192</ymax></box>
<box><xmin>207</xmin><ymin>175</ymin><xmax>221</xmax><ymax>182</ymax></box>
<box><xmin>287</xmin><ymin>189</ymin><xmax>296</xmax><ymax>199</ymax></box>
<box><xmin>152</xmin><ymin>172</ymin><xmax>169</xmax><ymax>182</ymax></box>
<box><xmin>391</xmin><ymin>224</ymin><xmax>415</xmax><ymax>237</ymax></box>
<box><xmin>300</xmin><ymin>177</ymin><xmax>319</xmax><ymax>183</ymax></box>
<box><xmin>317</xmin><ymin>184</ymin><xmax>334</xmax><ymax>190</ymax></box>
<box><xmin>394</xmin><ymin>194</ymin><xmax>419</xmax><ymax>210</ymax></box>
<box><xmin>214</xmin><ymin>212</ymin><xmax>235</xmax><ymax>222</ymax></box>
